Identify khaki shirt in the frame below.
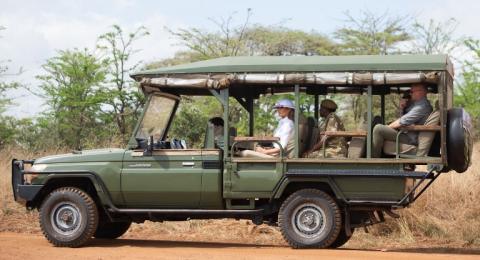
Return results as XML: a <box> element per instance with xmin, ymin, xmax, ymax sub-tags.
<box><xmin>308</xmin><ymin>112</ymin><xmax>347</xmax><ymax>158</ymax></box>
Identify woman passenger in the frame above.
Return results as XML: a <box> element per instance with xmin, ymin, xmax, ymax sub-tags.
<box><xmin>239</xmin><ymin>99</ymin><xmax>295</xmax><ymax>158</ymax></box>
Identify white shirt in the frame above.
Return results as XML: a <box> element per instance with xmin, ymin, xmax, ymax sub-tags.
<box><xmin>273</xmin><ymin>117</ymin><xmax>294</xmax><ymax>149</ymax></box>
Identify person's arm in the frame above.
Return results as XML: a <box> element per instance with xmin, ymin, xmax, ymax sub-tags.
<box><xmin>399</xmin><ymin>103</ymin><xmax>431</xmax><ymax>126</ymax></box>
<box><xmin>255</xmin><ymin>146</ymin><xmax>280</xmax><ymax>155</ymax></box>
<box><xmin>304</xmin><ymin>116</ymin><xmax>336</xmax><ymax>156</ymax></box>
<box><xmin>304</xmin><ymin>136</ymin><xmax>325</xmax><ymax>155</ymax></box>
<box><xmin>257</xmin><ymin>119</ymin><xmax>293</xmax><ymax>155</ymax></box>
<box><xmin>389</xmin><ymin>118</ymin><xmax>402</xmax><ymax>129</ymax></box>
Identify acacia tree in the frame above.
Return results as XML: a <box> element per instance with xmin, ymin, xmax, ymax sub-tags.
<box><xmin>410</xmin><ymin>18</ymin><xmax>462</xmax><ymax>55</ymax></box>
<box><xmin>0</xmin><ymin>25</ymin><xmax>22</xmax><ymax>147</ymax></box>
<box><xmin>97</xmin><ymin>25</ymin><xmax>149</xmax><ymax>142</ymax></box>
<box><xmin>334</xmin><ymin>10</ymin><xmax>412</xmax><ymax>55</ymax></box>
<box><xmin>36</xmin><ymin>48</ymin><xmax>108</xmax><ymax>149</ymax></box>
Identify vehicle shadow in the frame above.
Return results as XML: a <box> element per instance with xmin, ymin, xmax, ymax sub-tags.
<box><xmin>89</xmin><ymin>239</ymin><xmax>480</xmax><ymax>255</ymax></box>
<box><xmin>89</xmin><ymin>238</ymin><xmax>283</xmax><ymax>249</ymax></box>
<box><xmin>389</xmin><ymin>247</ymin><xmax>480</xmax><ymax>255</ymax></box>
<box><xmin>338</xmin><ymin>247</ymin><xmax>480</xmax><ymax>255</ymax></box>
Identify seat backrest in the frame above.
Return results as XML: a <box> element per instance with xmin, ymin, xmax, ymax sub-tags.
<box><xmin>347</xmin><ymin>114</ymin><xmax>375</xmax><ymax>158</ymax></box>
<box><xmin>348</xmin><ymin>137</ymin><xmax>366</xmax><ymax>158</ymax></box>
<box><xmin>416</xmin><ymin>110</ymin><xmax>440</xmax><ymax>157</ymax></box>
<box><xmin>204</xmin><ymin>123</ymin><xmax>215</xmax><ymax>149</ymax></box>
<box><xmin>285</xmin><ymin>114</ymin><xmax>309</xmax><ymax>158</ymax></box>
<box><xmin>305</xmin><ymin>116</ymin><xmax>316</xmax><ymax>149</ymax></box>
<box><xmin>305</xmin><ymin>117</ymin><xmax>319</xmax><ymax>152</ymax></box>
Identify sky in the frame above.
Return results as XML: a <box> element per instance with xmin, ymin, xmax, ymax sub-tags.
<box><xmin>1</xmin><ymin>0</ymin><xmax>479</xmax><ymax>118</ymax></box>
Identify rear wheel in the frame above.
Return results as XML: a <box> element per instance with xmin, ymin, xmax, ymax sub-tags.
<box><xmin>39</xmin><ymin>187</ymin><xmax>99</xmax><ymax>247</ymax></box>
<box><xmin>94</xmin><ymin>221</ymin><xmax>131</xmax><ymax>239</ymax></box>
<box><xmin>278</xmin><ymin>189</ymin><xmax>342</xmax><ymax>248</ymax></box>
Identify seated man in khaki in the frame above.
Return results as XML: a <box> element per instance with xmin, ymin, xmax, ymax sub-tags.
<box><xmin>372</xmin><ymin>83</ymin><xmax>433</xmax><ymax>158</ymax></box>
<box><xmin>303</xmin><ymin>99</ymin><xmax>347</xmax><ymax>158</ymax></box>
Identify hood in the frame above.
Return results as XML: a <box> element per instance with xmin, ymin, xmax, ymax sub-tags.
<box><xmin>34</xmin><ymin>148</ymin><xmax>126</xmax><ymax>164</ymax></box>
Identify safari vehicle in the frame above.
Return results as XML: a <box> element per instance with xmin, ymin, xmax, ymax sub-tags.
<box><xmin>12</xmin><ymin>55</ymin><xmax>473</xmax><ymax>248</ymax></box>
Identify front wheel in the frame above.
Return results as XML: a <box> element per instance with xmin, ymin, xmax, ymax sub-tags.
<box><xmin>39</xmin><ymin>187</ymin><xmax>99</xmax><ymax>247</ymax></box>
<box><xmin>278</xmin><ymin>189</ymin><xmax>342</xmax><ymax>248</ymax></box>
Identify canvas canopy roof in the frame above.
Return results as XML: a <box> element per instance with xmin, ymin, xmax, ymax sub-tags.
<box><xmin>131</xmin><ymin>55</ymin><xmax>453</xmax><ymax>95</ymax></box>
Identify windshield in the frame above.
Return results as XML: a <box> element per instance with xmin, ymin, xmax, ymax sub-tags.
<box><xmin>136</xmin><ymin>94</ymin><xmax>177</xmax><ymax>141</ymax></box>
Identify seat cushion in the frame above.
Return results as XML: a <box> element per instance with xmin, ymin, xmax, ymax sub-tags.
<box><xmin>383</xmin><ymin>140</ymin><xmax>417</xmax><ymax>155</ymax></box>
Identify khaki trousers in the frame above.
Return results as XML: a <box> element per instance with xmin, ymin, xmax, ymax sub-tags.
<box><xmin>372</xmin><ymin>125</ymin><xmax>412</xmax><ymax>158</ymax></box>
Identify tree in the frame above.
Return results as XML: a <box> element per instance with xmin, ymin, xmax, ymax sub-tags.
<box><xmin>410</xmin><ymin>18</ymin><xmax>462</xmax><ymax>55</ymax></box>
<box><xmin>97</xmin><ymin>25</ymin><xmax>149</xmax><ymax>143</ymax></box>
<box><xmin>456</xmin><ymin>39</ymin><xmax>480</xmax><ymax>137</ymax></box>
<box><xmin>168</xmin><ymin>9</ymin><xmax>338</xmax><ymax>60</ymax></box>
<box><xmin>243</xmin><ymin>25</ymin><xmax>338</xmax><ymax>56</ymax></box>
<box><xmin>334</xmin><ymin>10</ymin><xmax>411</xmax><ymax>55</ymax></box>
<box><xmin>36</xmin><ymin>48</ymin><xmax>108</xmax><ymax>149</ymax></box>
<box><xmin>0</xmin><ymin>25</ymin><xmax>22</xmax><ymax>148</ymax></box>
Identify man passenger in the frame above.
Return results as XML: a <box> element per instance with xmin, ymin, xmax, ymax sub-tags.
<box><xmin>372</xmin><ymin>83</ymin><xmax>433</xmax><ymax>158</ymax></box>
<box><xmin>303</xmin><ymin>99</ymin><xmax>347</xmax><ymax>158</ymax></box>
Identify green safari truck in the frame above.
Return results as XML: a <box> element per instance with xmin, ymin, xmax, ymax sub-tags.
<box><xmin>12</xmin><ymin>55</ymin><xmax>473</xmax><ymax>248</ymax></box>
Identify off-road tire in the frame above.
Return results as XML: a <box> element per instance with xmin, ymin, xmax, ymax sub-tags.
<box><xmin>278</xmin><ymin>189</ymin><xmax>342</xmax><ymax>249</ymax></box>
<box><xmin>39</xmin><ymin>187</ymin><xmax>99</xmax><ymax>247</ymax></box>
<box><xmin>447</xmin><ymin>108</ymin><xmax>473</xmax><ymax>173</ymax></box>
<box><xmin>94</xmin><ymin>221</ymin><xmax>131</xmax><ymax>239</ymax></box>
<box><xmin>328</xmin><ymin>226</ymin><xmax>354</xmax><ymax>248</ymax></box>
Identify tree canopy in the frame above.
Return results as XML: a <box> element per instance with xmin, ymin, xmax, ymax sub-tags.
<box><xmin>1</xmin><ymin>10</ymin><xmax>478</xmax><ymax>150</ymax></box>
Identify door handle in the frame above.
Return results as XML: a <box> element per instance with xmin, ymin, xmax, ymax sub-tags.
<box><xmin>182</xmin><ymin>162</ymin><xmax>195</xmax><ymax>167</ymax></box>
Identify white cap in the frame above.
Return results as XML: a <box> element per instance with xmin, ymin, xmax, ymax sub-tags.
<box><xmin>273</xmin><ymin>99</ymin><xmax>295</xmax><ymax>110</ymax></box>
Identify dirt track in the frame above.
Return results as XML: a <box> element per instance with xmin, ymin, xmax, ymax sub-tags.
<box><xmin>0</xmin><ymin>232</ymin><xmax>479</xmax><ymax>260</ymax></box>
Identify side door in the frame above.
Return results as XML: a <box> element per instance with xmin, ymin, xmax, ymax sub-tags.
<box><xmin>120</xmin><ymin>93</ymin><xmax>203</xmax><ymax>208</ymax></box>
<box><xmin>229</xmin><ymin>157</ymin><xmax>284</xmax><ymax>195</ymax></box>
<box><xmin>121</xmin><ymin>150</ymin><xmax>203</xmax><ymax>208</ymax></box>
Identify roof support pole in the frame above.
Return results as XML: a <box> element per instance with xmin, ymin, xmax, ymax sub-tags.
<box><xmin>208</xmin><ymin>89</ymin><xmax>227</xmax><ymax>107</ymax></box>
<box><xmin>314</xmin><ymin>94</ymin><xmax>319</xmax><ymax>120</ymax></box>
<box><xmin>247</xmin><ymin>97</ymin><xmax>254</xmax><ymax>136</ymax></box>
<box><xmin>232</xmin><ymin>95</ymin><xmax>254</xmax><ymax>136</ymax></box>
<box><xmin>367</xmin><ymin>85</ymin><xmax>373</xmax><ymax>158</ymax></box>
<box><xmin>220</xmin><ymin>88</ymin><xmax>229</xmax><ymax>161</ymax></box>
<box><xmin>381</xmin><ymin>94</ymin><xmax>385</xmax><ymax>124</ymax></box>
<box><xmin>294</xmin><ymin>84</ymin><xmax>300</xmax><ymax>158</ymax></box>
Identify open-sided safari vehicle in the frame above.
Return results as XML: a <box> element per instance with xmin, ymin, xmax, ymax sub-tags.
<box><xmin>12</xmin><ymin>55</ymin><xmax>473</xmax><ymax>248</ymax></box>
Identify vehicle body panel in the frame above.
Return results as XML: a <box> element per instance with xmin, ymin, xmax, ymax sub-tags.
<box><xmin>121</xmin><ymin>150</ymin><xmax>204</xmax><ymax>208</ymax></box>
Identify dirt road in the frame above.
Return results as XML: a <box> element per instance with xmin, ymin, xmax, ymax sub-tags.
<box><xmin>0</xmin><ymin>233</ymin><xmax>479</xmax><ymax>260</ymax></box>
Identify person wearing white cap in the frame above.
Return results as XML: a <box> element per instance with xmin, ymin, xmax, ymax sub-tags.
<box><xmin>239</xmin><ymin>99</ymin><xmax>295</xmax><ymax>158</ymax></box>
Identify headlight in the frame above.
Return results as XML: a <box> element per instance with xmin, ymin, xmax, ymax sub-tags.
<box><xmin>30</xmin><ymin>164</ymin><xmax>47</xmax><ymax>172</ymax></box>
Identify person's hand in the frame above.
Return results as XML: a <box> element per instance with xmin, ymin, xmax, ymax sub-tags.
<box><xmin>255</xmin><ymin>146</ymin><xmax>265</xmax><ymax>153</ymax></box>
<box><xmin>302</xmin><ymin>150</ymin><xmax>311</xmax><ymax>157</ymax></box>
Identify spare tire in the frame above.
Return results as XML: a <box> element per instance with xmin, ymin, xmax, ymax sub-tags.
<box><xmin>447</xmin><ymin>108</ymin><xmax>473</xmax><ymax>173</ymax></box>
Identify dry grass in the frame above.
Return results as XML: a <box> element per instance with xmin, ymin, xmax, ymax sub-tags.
<box><xmin>1</xmin><ymin>144</ymin><xmax>479</xmax><ymax>249</ymax></box>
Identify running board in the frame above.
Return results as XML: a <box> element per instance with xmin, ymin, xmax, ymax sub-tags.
<box><xmin>108</xmin><ymin>208</ymin><xmax>264</xmax><ymax>215</ymax></box>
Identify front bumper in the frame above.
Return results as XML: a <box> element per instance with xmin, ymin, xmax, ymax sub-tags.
<box><xmin>12</xmin><ymin>159</ymin><xmax>43</xmax><ymax>204</ymax></box>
